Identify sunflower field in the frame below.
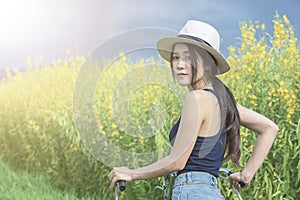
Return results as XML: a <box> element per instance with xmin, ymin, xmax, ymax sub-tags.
<box><xmin>0</xmin><ymin>13</ymin><xmax>299</xmax><ymax>199</ymax></box>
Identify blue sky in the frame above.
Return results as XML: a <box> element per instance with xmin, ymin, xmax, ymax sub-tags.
<box><xmin>0</xmin><ymin>0</ymin><xmax>299</xmax><ymax>69</ymax></box>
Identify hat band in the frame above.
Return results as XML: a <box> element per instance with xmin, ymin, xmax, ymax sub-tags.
<box><xmin>178</xmin><ymin>34</ymin><xmax>218</xmax><ymax>65</ymax></box>
<box><xmin>178</xmin><ymin>34</ymin><xmax>212</xmax><ymax>48</ymax></box>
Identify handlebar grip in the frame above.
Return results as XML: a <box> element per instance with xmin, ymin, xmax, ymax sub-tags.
<box><xmin>118</xmin><ymin>180</ymin><xmax>126</xmax><ymax>191</ymax></box>
<box><xmin>227</xmin><ymin>170</ymin><xmax>246</xmax><ymax>188</ymax></box>
<box><xmin>239</xmin><ymin>182</ymin><xmax>246</xmax><ymax>188</ymax></box>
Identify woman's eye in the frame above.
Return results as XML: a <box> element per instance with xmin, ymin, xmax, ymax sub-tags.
<box><xmin>172</xmin><ymin>56</ymin><xmax>179</xmax><ymax>60</ymax></box>
<box><xmin>185</xmin><ymin>56</ymin><xmax>191</xmax><ymax>61</ymax></box>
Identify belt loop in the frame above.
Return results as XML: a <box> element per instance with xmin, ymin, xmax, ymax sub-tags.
<box><xmin>187</xmin><ymin>172</ymin><xmax>192</xmax><ymax>184</ymax></box>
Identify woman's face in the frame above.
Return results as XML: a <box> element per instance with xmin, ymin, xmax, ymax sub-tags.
<box><xmin>172</xmin><ymin>43</ymin><xmax>204</xmax><ymax>88</ymax></box>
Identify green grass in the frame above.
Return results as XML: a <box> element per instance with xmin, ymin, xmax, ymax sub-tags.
<box><xmin>0</xmin><ymin>157</ymin><xmax>84</xmax><ymax>200</ymax></box>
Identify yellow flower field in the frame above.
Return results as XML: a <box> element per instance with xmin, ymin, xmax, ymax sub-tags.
<box><xmin>0</xmin><ymin>13</ymin><xmax>299</xmax><ymax>199</ymax></box>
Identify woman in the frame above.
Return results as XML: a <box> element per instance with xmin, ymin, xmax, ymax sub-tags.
<box><xmin>108</xmin><ymin>20</ymin><xmax>278</xmax><ymax>199</ymax></box>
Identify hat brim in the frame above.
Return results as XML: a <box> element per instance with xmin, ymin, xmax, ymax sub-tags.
<box><xmin>156</xmin><ymin>37</ymin><xmax>230</xmax><ymax>74</ymax></box>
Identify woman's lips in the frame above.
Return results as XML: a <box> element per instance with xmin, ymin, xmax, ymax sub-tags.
<box><xmin>177</xmin><ymin>73</ymin><xmax>188</xmax><ymax>77</ymax></box>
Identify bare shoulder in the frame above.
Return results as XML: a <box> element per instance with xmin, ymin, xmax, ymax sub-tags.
<box><xmin>184</xmin><ymin>89</ymin><xmax>212</xmax><ymax>101</ymax></box>
<box><xmin>182</xmin><ymin>90</ymin><xmax>213</xmax><ymax>116</ymax></box>
<box><xmin>184</xmin><ymin>90</ymin><xmax>215</xmax><ymax>106</ymax></box>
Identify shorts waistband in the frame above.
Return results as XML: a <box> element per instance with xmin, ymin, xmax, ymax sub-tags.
<box><xmin>174</xmin><ymin>171</ymin><xmax>218</xmax><ymax>187</ymax></box>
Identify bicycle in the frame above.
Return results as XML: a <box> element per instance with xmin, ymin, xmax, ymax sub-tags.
<box><xmin>115</xmin><ymin>168</ymin><xmax>245</xmax><ymax>200</ymax></box>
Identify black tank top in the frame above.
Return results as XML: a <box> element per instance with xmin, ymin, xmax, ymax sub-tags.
<box><xmin>169</xmin><ymin>89</ymin><xmax>226</xmax><ymax>177</ymax></box>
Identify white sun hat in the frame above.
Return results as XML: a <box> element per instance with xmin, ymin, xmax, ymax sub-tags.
<box><xmin>157</xmin><ymin>20</ymin><xmax>230</xmax><ymax>74</ymax></box>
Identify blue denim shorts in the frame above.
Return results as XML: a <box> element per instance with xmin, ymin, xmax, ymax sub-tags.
<box><xmin>172</xmin><ymin>171</ymin><xmax>224</xmax><ymax>200</ymax></box>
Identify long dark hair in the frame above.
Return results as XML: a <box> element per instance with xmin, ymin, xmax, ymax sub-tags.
<box><xmin>170</xmin><ymin>43</ymin><xmax>241</xmax><ymax>166</ymax></box>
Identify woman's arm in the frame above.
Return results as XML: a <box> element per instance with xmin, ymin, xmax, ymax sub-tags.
<box><xmin>108</xmin><ymin>90</ymin><xmax>210</xmax><ymax>189</ymax></box>
<box><xmin>230</xmin><ymin>103</ymin><xmax>279</xmax><ymax>189</ymax></box>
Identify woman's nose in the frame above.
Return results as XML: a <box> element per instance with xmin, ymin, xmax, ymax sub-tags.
<box><xmin>177</xmin><ymin>58</ymin><xmax>186</xmax><ymax>68</ymax></box>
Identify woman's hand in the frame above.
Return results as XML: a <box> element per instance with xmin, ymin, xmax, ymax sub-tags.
<box><xmin>229</xmin><ymin>171</ymin><xmax>251</xmax><ymax>190</ymax></box>
<box><xmin>108</xmin><ymin>167</ymin><xmax>133</xmax><ymax>189</ymax></box>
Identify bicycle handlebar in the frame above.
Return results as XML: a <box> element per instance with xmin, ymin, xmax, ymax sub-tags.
<box><xmin>115</xmin><ymin>169</ymin><xmax>244</xmax><ymax>200</ymax></box>
<box><xmin>115</xmin><ymin>181</ymin><xmax>126</xmax><ymax>200</ymax></box>
<box><xmin>117</xmin><ymin>180</ymin><xmax>126</xmax><ymax>191</ymax></box>
<box><xmin>219</xmin><ymin>168</ymin><xmax>245</xmax><ymax>188</ymax></box>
